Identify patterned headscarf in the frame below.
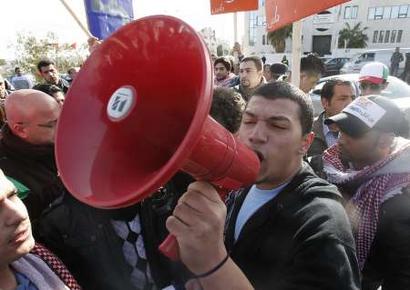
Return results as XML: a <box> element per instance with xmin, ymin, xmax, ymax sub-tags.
<box><xmin>323</xmin><ymin>138</ymin><xmax>410</xmax><ymax>269</ymax></box>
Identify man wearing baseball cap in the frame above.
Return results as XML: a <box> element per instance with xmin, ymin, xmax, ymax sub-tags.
<box><xmin>322</xmin><ymin>95</ymin><xmax>410</xmax><ymax>289</ymax></box>
<box><xmin>359</xmin><ymin>62</ymin><xmax>389</xmax><ymax>96</ymax></box>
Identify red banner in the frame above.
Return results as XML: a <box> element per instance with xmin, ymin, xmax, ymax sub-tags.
<box><xmin>265</xmin><ymin>0</ymin><xmax>350</xmax><ymax>31</ymax></box>
<box><xmin>210</xmin><ymin>0</ymin><xmax>258</xmax><ymax>15</ymax></box>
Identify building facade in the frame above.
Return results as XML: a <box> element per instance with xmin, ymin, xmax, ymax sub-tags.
<box><xmin>243</xmin><ymin>0</ymin><xmax>410</xmax><ymax>56</ymax></box>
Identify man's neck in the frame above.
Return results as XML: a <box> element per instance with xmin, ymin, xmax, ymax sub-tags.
<box><xmin>351</xmin><ymin>150</ymin><xmax>391</xmax><ymax>171</ymax></box>
<box><xmin>256</xmin><ymin>162</ymin><xmax>302</xmax><ymax>190</ymax></box>
<box><xmin>217</xmin><ymin>75</ymin><xmax>228</xmax><ymax>81</ymax></box>
<box><xmin>0</xmin><ymin>265</ymin><xmax>17</xmax><ymax>290</ymax></box>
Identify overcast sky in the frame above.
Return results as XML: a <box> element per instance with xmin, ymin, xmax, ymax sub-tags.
<box><xmin>1</xmin><ymin>0</ymin><xmax>244</xmax><ymax>59</ymax></box>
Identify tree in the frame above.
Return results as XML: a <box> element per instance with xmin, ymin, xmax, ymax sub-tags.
<box><xmin>9</xmin><ymin>32</ymin><xmax>87</xmax><ymax>82</ymax></box>
<box><xmin>338</xmin><ymin>22</ymin><xmax>368</xmax><ymax>49</ymax></box>
<box><xmin>267</xmin><ymin>24</ymin><xmax>292</xmax><ymax>53</ymax></box>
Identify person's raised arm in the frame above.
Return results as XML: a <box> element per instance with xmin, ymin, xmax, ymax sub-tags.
<box><xmin>166</xmin><ymin>181</ymin><xmax>254</xmax><ymax>290</ymax></box>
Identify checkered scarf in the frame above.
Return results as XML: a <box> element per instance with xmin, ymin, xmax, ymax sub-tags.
<box><xmin>323</xmin><ymin>139</ymin><xmax>410</xmax><ymax>269</ymax></box>
<box><xmin>31</xmin><ymin>243</ymin><xmax>81</xmax><ymax>290</ymax></box>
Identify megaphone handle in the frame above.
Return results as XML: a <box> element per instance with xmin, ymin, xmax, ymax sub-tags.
<box><xmin>159</xmin><ymin>187</ymin><xmax>230</xmax><ymax>261</ymax></box>
<box><xmin>158</xmin><ymin>234</ymin><xmax>179</xmax><ymax>261</ymax></box>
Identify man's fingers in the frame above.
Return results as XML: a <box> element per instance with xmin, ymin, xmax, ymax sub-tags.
<box><xmin>172</xmin><ymin>201</ymin><xmax>202</xmax><ymax>227</ymax></box>
<box><xmin>166</xmin><ymin>215</ymin><xmax>189</xmax><ymax>237</ymax></box>
<box><xmin>187</xmin><ymin>181</ymin><xmax>222</xmax><ymax>204</ymax></box>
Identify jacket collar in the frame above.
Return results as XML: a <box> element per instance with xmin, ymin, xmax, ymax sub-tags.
<box><xmin>1</xmin><ymin>125</ymin><xmax>55</xmax><ymax>161</ymax></box>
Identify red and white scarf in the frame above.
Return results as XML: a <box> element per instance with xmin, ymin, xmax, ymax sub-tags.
<box><xmin>323</xmin><ymin>138</ymin><xmax>410</xmax><ymax>269</ymax></box>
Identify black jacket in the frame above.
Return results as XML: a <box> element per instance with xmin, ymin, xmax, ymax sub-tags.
<box><xmin>224</xmin><ymin>163</ymin><xmax>360</xmax><ymax>290</ymax></box>
<box><xmin>361</xmin><ymin>186</ymin><xmax>410</xmax><ymax>290</ymax></box>
<box><xmin>0</xmin><ymin>125</ymin><xmax>64</xmax><ymax>226</ymax></box>
<box><xmin>307</xmin><ymin>112</ymin><xmax>328</xmax><ymax>158</ymax></box>
<box><xmin>36</xmin><ymin>172</ymin><xmax>193</xmax><ymax>290</ymax></box>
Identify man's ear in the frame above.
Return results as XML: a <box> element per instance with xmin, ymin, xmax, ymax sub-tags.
<box><xmin>299</xmin><ymin>132</ymin><xmax>315</xmax><ymax>155</ymax></box>
<box><xmin>377</xmin><ymin>132</ymin><xmax>394</xmax><ymax>150</ymax></box>
<box><xmin>10</xmin><ymin>122</ymin><xmax>28</xmax><ymax>140</ymax></box>
<box><xmin>321</xmin><ymin>97</ymin><xmax>329</xmax><ymax>111</ymax></box>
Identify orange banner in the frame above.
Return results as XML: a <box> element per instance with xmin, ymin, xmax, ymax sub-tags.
<box><xmin>211</xmin><ymin>0</ymin><xmax>258</xmax><ymax>15</ymax></box>
<box><xmin>265</xmin><ymin>0</ymin><xmax>350</xmax><ymax>31</ymax></box>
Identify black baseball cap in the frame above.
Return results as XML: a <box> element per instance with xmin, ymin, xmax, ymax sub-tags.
<box><xmin>325</xmin><ymin>95</ymin><xmax>405</xmax><ymax>138</ymax></box>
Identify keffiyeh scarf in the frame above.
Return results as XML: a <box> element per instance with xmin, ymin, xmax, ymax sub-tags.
<box><xmin>323</xmin><ymin>138</ymin><xmax>410</xmax><ymax>269</ymax></box>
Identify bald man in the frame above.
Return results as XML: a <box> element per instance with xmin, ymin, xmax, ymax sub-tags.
<box><xmin>0</xmin><ymin>89</ymin><xmax>63</xmax><ymax>229</ymax></box>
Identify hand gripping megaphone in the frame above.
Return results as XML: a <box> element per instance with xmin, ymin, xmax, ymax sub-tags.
<box><xmin>55</xmin><ymin>15</ymin><xmax>260</xmax><ymax>260</ymax></box>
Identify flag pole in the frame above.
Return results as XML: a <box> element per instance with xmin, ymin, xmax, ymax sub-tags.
<box><xmin>59</xmin><ymin>0</ymin><xmax>93</xmax><ymax>38</ymax></box>
<box><xmin>291</xmin><ymin>20</ymin><xmax>302</xmax><ymax>88</ymax></box>
<box><xmin>234</xmin><ymin>12</ymin><xmax>238</xmax><ymax>43</ymax></box>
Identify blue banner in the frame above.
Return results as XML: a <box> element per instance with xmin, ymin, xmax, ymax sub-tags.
<box><xmin>84</xmin><ymin>0</ymin><xmax>134</xmax><ymax>40</ymax></box>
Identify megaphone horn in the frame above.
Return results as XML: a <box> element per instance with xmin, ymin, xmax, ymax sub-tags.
<box><xmin>56</xmin><ymin>15</ymin><xmax>260</xmax><ymax>260</ymax></box>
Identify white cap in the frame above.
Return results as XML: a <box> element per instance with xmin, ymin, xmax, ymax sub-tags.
<box><xmin>359</xmin><ymin>62</ymin><xmax>389</xmax><ymax>84</ymax></box>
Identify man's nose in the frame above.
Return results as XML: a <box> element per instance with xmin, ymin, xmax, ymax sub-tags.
<box><xmin>4</xmin><ymin>199</ymin><xmax>27</xmax><ymax>227</ymax></box>
<box><xmin>248</xmin><ymin>123</ymin><xmax>268</xmax><ymax>144</ymax></box>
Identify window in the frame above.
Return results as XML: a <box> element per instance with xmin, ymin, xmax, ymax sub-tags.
<box><xmin>344</xmin><ymin>6</ymin><xmax>351</xmax><ymax>19</ymax></box>
<box><xmin>379</xmin><ymin>30</ymin><xmax>384</xmax><ymax>43</ymax></box>
<box><xmin>375</xmin><ymin>7</ymin><xmax>384</xmax><ymax>19</ymax></box>
<box><xmin>384</xmin><ymin>30</ymin><xmax>390</xmax><ymax>43</ymax></box>
<box><xmin>345</xmin><ymin>6</ymin><xmax>358</xmax><ymax>19</ymax></box>
<box><xmin>383</xmin><ymin>6</ymin><xmax>391</xmax><ymax>19</ymax></box>
<box><xmin>398</xmin><ymin>5</ymin><xmax>408</xmax><ymax>18</ymax></box>
<box><xmin>373</xmin><ymin>31</ymin><xmax>378</xmax><ymax>43</ymax></box>
<box><xmin>391</xmin><ymin>6</ymin><xmax>399</xmax><ymax>18</ymax></box>
<box><xmin>249</xmin><ymin>12</ymin><xmax>257</xmax><ymax>27</ymax></box>
<box><xmin>359</xmin><ymin>53</ymin><xmax>375</xmax><ymax>62</ymax></box>
<box><xmin>351</xmin><ymin>6</ymin><xmax>358</xmax><ymax>19</ymax></box>
<box><xmin>257</xmin><ymin>16</ymin><xmax>264</xmax><ymax>26</ymax></box>
<box><xmin>391</xmin><ymin>30</ymin><xmax>397</xmax><ymax>43</ymax></box>
<box><xmin>368</xmin><ymin>7</ymin><xmax>375</xmax><ymax>19</ymax></box>
<box><xmin>249</xmin><ymin>27</ymin><xmax>255</xmax><ymax>46</ymax></box>
<box><xmin>368</xmin><ymin>5</ymin><xmax>408</xmax><ymax>19</ymax></box>
<box><xmin>248</xmin><ymin>12</ymin><xmax>257</xmax><ymax>46</ymax></box>
<box><xmin>397</xmin><ymin>30</ymin><xmax>403</xmax><ymax>43</ymax></box>
<box><xmin>367</xmin><ymin>53</ymin><xmax>375</xmax><ymax>61</ymax></box>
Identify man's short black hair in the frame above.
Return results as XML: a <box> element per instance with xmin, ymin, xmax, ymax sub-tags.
<box><xmin>211</xmin><ymin>87</ymin><xmax>245</xmax><ymax>133</ymax></box>
<box><xmin>301</xmin><ymin>54</ymin><xmax>325</xmax><ymax>76</ymax></box>
<box><xmin>32</xmin><ymin>84</ymin><xmax>62</xmax><ymax>96</ymax></box>
<box><xmin>252</xmin><ymin>81</ymin><xmax>314</xmax><ymax>135</ymax></box>
<box><xmin>214</xmin><ymin>57</ymin><xmax>231</xmax><ymax>71</ymax></box>
<box><xmin>37</xmin><ymin>59</ymin><xmax>55</xmax><ymax>72</ymax></box>
<box><xmin>321</xmin><ymin>79</ymin><xmax>355</xmax><ymax>102</ymax></box>
<box><xmin>241</xmin><ymin>56</ymin><xmax>263</xmax><ymax>72</ymax></box>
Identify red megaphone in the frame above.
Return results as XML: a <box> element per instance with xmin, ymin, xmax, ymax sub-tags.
<box><xmin>56</xmin><ymin>15</ymin><xmax>260</xmax><ymax>260</ymax></box>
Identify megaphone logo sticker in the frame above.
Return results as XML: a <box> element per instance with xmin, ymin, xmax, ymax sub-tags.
<box><xmin>107</xmin><ymin>86</ymin><xmax>136</xmax><ymax>121</ymax></box>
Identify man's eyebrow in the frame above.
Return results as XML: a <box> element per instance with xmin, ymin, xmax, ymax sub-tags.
<box><xmin>243</xmin><ymin>111</ymin><xmax>291</xmax><ymax>122</ymax></box>
<box><xmin>266</xmin><ymin>116</ymin><xmax>291</xmax><ymax>123</ymax></box>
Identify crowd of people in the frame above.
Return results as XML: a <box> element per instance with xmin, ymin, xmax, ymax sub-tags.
<box><xmin>0</xmin><ymin>42</ymin><xmax>409</xmax><ymax>290</ymax></box>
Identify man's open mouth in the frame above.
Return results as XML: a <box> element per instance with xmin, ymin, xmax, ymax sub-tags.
<box><xmin>254</xmin><ymin>150</ymin><xmax>264</xmax><ymax>162</ymax></box>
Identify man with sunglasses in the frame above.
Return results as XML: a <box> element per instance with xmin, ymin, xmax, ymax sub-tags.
<box><xmin>323</xmin><ymin>95</ymin><xmax>410</xmax><ymax>290</ymax></box>
<box><xmin>359</xmin><ymin>62</ymin><xmax>389</xmax><ymax>96</ymax></box>
<box><xmin>0</xmin><ymin>89</ymin><xmax>62</xmax><ymax>231</ymax></box>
